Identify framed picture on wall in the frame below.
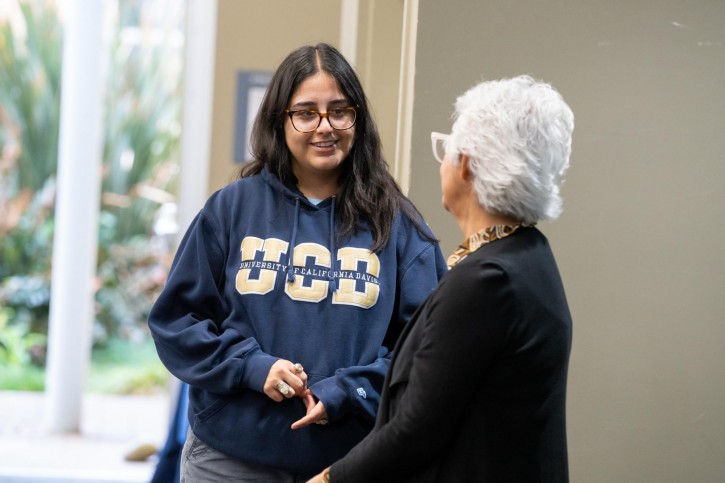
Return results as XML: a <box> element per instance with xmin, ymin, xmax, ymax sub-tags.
<box><xmin>234</xmin><ymin>70</ymin><xmax>272</xmax><ymax>163</ymax></box>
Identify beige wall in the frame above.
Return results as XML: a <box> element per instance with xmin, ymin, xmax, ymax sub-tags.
<box><xmin>353</xmin><ymin>1</ymin><xmax>404</xmax><ymax>163</ymax></box>
<box><xmin>207</xmin><ymin>0</ymin><xmax>403</xmax><ymax>192</ymax></box>
<box><xmin>410</xmin><ymin>1</ymin><xmax>725</xmax><ymax>482</ymax></box>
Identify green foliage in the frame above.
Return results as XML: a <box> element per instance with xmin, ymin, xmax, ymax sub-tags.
<box><xmin>95</xmin><ymin>236</ymin><xmax>170</xmax><ymax>343</ymax></box>
<box><xmin>0</xmin><ymin>179</ymin><xmax>55</xmax><ymax>338</ymax></box>
<box><xmin>87</xmin><ymin>337</ymin><xmax>169</xmax><ymax>395</ymax></box>
<box><xmin>0</xmin><ymin>1</ymin><xmax>62</xmax><ymax>191</ymax></box>
<box><xmin>0</xmin><ymin>2</ymin><xmax>61</xmax><ymax>341</ymax></box>
<box><xmin>101</xmin><ymin>0</ymin><xmax>182</xmax><ymax>241</ymax></box>
<box><xmin>0</xmin><ymin>307</ymin><xmax>47</xmax><ymax>366</ymax></box>
<box><xmin>0</xmin><ymin>336</ymin><xmax>168</xmax><ymax>395</ymax></box>
<box><xmin>0</xmin><ymin>364</ymin><xmax>46</xmax><ymax>391</ymax></box>
<box><xmin>93</xmin><ymin>0</ymin><xmax>183</xmax><ymax>347</ymax></box>
<box><xmin>0</xmin><ymin>0</ymin><xmax>184</xmax><ymax>393</ymax></box>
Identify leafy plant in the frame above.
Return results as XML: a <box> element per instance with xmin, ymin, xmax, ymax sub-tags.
<box><xmin>0</xmin><ymin>136</ymin><xmax>56</xmax><ymax>344</ymax></box>
<box><xmin>95</xmin><ymin>236</ymin><xmax>170</xmax><ymax>344</ymax></box>
<box><xmin>0</xmin><ymin>1</ymin><xmax>62</xmax><ymax>192</ymax></box>
<box><xmin>0</xmin><ymin>307</ymin><xmax>47</xmax><ymax>366</ymax></box>
<box><xmin>0</xmin><ymin>3</ymin><xmax>63</xmax><ymax>356</ymax></box>
<box><xmin>0</xmin><ymin>0</ymin><xmax>185</xmax><ymax>391</ymax></box>
<box><xmin>87</xmin><ymin>337</ymin><xmax>169</xmax><ymax>395</ymax></box>
<box><xmin>100</xmin><ymin>0</ymin><xmax>183</xmax><ymax>242</ymax></box>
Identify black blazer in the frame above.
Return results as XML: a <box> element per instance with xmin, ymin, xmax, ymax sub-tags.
<box><xmin>331</xmin><ymin>227</ymin><xmax>572</xmax><ymax>482</ymax></box>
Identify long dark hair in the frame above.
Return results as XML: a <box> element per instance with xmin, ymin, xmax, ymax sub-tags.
<box><xmin>240</xmin><ymin>43</ymin><xmax>433</xmax><ymax>252</ymax></box>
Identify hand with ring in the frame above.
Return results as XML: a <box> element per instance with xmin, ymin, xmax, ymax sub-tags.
<box><xmin>263</xmin><ymin>359</ymin><xmax>308</xmax><ymax>402</ymax></box>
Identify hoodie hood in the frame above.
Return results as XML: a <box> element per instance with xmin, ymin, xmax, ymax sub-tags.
<box><xmin>260</xmin><ymin>168</ymin><xmax>338</xmax><ymax>291</ymax></box>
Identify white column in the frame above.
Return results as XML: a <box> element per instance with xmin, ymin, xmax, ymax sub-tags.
<box><xmin>339</xmin><ymin>0</ymin><xmax>359</xmax><ymax>67</ymax></box>
<box><xmin>394</xmin><ymin>0</ymin><xmax>419</xmax><ymax>195</ymax></box>
<box><xmin>177</xmin><ymin>0</ymin><xmax>217</xmax><ymax>234</ymax></box>
<box><xmin>44</xmin><ymin>0</ymin><xmax>106</xmax><ymax>433</ymax></box>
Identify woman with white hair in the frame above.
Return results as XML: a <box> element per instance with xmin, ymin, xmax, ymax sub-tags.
<box><xmin>309</xmin><ymin>75</ymin><xmax>574</xmax><ymax>482</ymax></box>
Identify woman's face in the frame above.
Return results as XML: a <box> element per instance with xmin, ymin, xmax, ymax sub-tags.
<box><xmin>284</xmin><ymin>72</ymin><xmax>356</xmax><ymax>186</ymax></box>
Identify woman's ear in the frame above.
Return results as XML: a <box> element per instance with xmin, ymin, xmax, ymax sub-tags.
<box><xmin>459</xmin><ymin>153</ymin><xmax>473</xmax><ymax>182</ymax></box>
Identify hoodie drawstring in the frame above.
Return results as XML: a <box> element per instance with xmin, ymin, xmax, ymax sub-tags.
<box><xmin>286</xmin><ymin>198</ymin><xmax>300</xmax><ymax>283</ymax></box>
<box><xmin>328</xmin><ymin>196</ymin><xmax>337</xmax><ymax>293</ymax></box>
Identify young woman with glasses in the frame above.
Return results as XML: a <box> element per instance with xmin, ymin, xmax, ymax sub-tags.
<box><xmin>148</xmin><ymin>43</ymin><xmax>447</xmax><ymax>482</ymax></box>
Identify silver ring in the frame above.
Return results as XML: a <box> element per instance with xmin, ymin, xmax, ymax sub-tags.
<box><xmin>315</xmin><ymin>418</ymin><xmax>329</xmax><ymax>425</ymax></box>
<box><xmin>292</xmin><ymin>363</ymin><xmax>304</xmax><ymax>374</ymax></box>
<box><xmin>275</xmin><ymin>381</ymin><xmax>291</xmax><ymax>396</ymax></box>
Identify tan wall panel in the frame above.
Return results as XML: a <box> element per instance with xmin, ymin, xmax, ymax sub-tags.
<box><xmin>354</xmin><ymin>0</ymin><xmax>404</xmax><ymax>164</ymax></box>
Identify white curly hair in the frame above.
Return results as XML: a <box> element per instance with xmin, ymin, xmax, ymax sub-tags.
<box><xmin>445</xmin><ymin>75</ymin><xmax>574</xmax><ymax>223</ymax></box>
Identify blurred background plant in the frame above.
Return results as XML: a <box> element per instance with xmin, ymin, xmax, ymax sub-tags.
<box><xmin>0</xmin><ymin>0</ymin><xmax>185</xmax><ymax>394</ymax></box>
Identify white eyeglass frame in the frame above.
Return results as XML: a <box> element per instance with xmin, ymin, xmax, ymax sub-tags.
<box><xmin>431</xmin><ymin>131</ymin><xmax>450</xmax><ymax>164</ymax></box>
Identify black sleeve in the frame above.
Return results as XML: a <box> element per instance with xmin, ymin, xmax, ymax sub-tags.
<box><xmin>331</xmin><ymin>261</ymin><xmax>515</xmax><ymax>482</ymax></box>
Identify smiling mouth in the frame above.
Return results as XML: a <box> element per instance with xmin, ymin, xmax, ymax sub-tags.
<box><xmin>312</xmin><ymin>140</ymin><xmax>336</xmax><ymax>148</ymax></box>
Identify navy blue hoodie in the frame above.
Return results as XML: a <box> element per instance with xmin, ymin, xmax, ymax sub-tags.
<box><xmin>148</xmin><ymin>168</ymin><xmax>447</xmax><ymax>473</ymax></box>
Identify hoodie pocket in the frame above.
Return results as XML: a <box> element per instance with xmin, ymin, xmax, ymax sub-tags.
<box><xmin>195</xmin><ymin>394</ymin><xmax>231</xmax><ymax>422</ymax></box>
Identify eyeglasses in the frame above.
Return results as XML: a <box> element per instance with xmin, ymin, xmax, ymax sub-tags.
<box><xmin>431</xmin><ymin>132</ymin><xmax>450</xmax><ymax>164</ymax></box>
<box><xmin>285</xmin><ymin>106</ymin><xmax>358</xmax><ymax>133</ymax></box>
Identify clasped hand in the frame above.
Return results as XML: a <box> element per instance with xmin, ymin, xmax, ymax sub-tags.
<box><xmin>264</xmin><ymin>359</ymin><xmax>329</xmax><ymax>429</ymax></box>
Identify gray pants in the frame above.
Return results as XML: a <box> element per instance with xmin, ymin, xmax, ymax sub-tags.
<box><xmin>180</xmin><ymin>429</ymin><xmax>314</xmax><ymax>482</ymax></box>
